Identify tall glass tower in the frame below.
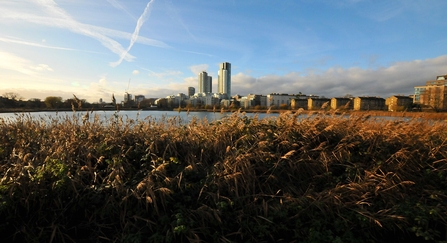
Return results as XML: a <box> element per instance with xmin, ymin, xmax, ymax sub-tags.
<box><xmin>218</xmin><ymin>62</ymin><xmax>231</xmax><ymax>98</ymax></box>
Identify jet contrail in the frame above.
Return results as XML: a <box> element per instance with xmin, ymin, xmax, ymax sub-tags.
<box><xmin>32</xmin><ymin>0</ymin><xmax>135</xmax><ymax>62</ymax></box>
<box><xmin>0</xmin><ymin>36</ymin><xmax>105</xmax><ymax>54</ymax></box>
<box><xmin>106</xmin><ymin>0</ymin><xmax>136</xmax><ymax>20</ymax></box>
<box><xmin>110</xmin><ymin>0</ymin><xmax>155</xmax><ymax>67</ymax></box>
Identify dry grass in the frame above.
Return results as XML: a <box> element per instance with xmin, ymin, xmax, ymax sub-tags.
<box><xmin>0</xmin><ymin>110</ymin><xmax>446</xmax><ymax>242</ymax></box>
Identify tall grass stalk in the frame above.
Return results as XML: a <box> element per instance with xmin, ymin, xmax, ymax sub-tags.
<box><xmin>0</xmin><ymin>111</ymin><xmax>446</xmax><ymax>242</ymax></box>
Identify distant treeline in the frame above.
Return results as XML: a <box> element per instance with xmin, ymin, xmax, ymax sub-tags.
<box><xmin>0</xmin><ymin>92</ymin><xmax>96</xmax><ymax>110</ymax></box>
<box><xmin>0</xmin><ymin>92</ymin><xmax>160</xmax><ymax>112</ymax></box>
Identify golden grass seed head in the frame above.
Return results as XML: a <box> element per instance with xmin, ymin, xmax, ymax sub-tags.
<box><xmin>137</xmin><ymin>181</ymin><xmax>147</xmax><ymax>191</ymax></box>
<box><xmin>184</xmin><ymin>165</ymin><xmax>193</xmax><ymax>172</ymax></box>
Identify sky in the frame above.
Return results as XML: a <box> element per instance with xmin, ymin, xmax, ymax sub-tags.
<box><xmin>1</xmin><ymin>0</ymin><xmax>447</xmax><ymax>103</ymax></box>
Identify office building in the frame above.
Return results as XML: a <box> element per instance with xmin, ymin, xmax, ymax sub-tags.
<box><xmin>218</xmin><ymin>62</ymin><xmax>231</xmax><ymax>98</ymax></box>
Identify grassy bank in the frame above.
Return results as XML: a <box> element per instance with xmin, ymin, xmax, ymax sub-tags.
<box><xmin>0</xmin><ymin>111</ymin><xmax>446</xmax><ymax>242</ymax></box>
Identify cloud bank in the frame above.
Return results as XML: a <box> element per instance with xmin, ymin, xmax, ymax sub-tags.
<box><xmin>3</xmin><ymin>55</ymin><xmax>447</xmax><ymax>103</ymax></box>
<box><xmin>230</xmin><ymin>55</ymin><xmax>447</xmax><ymax>98</ymax></box>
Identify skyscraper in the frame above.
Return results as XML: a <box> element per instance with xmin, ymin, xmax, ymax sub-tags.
<box><xmin>198</xmin><ymin>71</ymin><xmax>212</xmax><ymax>94</ymax></box>
<box><xmin>218</xmin><ymin>62</ymin><xmax>231</xmax><ymax>98</ymax></box>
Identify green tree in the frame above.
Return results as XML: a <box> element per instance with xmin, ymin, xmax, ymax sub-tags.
<box><xmin>44</xmin><ymin>96</ymin><xmax>63</xmax><ymax>108</ymax></box>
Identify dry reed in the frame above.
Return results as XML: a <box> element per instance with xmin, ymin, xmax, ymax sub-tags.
<box><xmin>0</xmin><ymin>111</ymin><xmax>446</xmax><ymax>242</ymax></box>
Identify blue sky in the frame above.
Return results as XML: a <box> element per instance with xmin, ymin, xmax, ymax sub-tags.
<box><xmin>1</xmin><ymin>0</ymin><xmax>446</xmax><ymax>102</ymax></box>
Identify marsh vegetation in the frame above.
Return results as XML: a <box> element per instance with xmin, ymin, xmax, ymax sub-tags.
<box><xmin>0</xmin><ymin>110</ymin><xmax>446</xmax><ymax>242</ymax></box>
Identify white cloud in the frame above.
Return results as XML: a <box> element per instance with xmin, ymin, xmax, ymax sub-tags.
<box><xmin>103</xmin><ymin>55</ymin><xmax>447</xmax><ymax>100</ymax></box>
<box><xmin>0</xmin><ymin>51</ymin><xmax>38</xmax><ymax>75</ymax></box>
<box><xmin>31</xmin><ymin>64</ymin><xmax>53</xmax><ymax>72</ymax></box>
<box><xmin>189</xmin><ymin>64</ymin><xmax>209</xmax><ymax>75</ymax></box>
<box><xmin>5</xmin><ymin>55</ymin><xmax>447</xmax><ymax>104</ymax></box>
<box><xmin>132</xmin><ymin>70</ymin><xmax>140</xmax><ymax>75</ymax></box>
<box><xmin>147</xmin><ymin>70</ymin><xmax>182</xmax><ymax>78</ymax></box>
<box><xmin>231</xmin><ymin>55</ymin><xmax>447</xmax><ymax>98</ymax></box>
<box><xmin>99</xmin><ymin>78</ymin><xmax>107</xmax><ymax>86</ymax></box>
<box><xmin>86</xmin><ymin>78</ymin><xmax>118</xmax><ymax>102</ymax></box>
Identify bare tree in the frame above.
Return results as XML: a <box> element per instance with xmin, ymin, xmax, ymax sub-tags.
<box><xmin>2</xmin><ymin>92</ymin><xmax>23</xmax><ymax>101</ymax></box>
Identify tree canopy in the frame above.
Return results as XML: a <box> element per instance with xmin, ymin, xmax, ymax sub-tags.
<box><xmin>44</xmin><ymin>96</ymin><xmax>63</xmax><ymax>108</ymax></box>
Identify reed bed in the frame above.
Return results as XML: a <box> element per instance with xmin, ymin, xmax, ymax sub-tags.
<box><xmin>0</xmin><ymin>110</ymin><xmax>446</xmax><ymax>242</ymax></box>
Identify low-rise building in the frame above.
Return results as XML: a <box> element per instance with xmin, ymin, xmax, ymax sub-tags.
<box><xmin>386</xmin><ymin>95</ymin><xmax>413</xmax><ymax>111</ymax></box>
<box><xmin>267</xmin><ymin>93</ymin><xmax>295</xmax><ymax>108</ymax></box>
<box><xmin>308</xmin><ymin>98</ymin><xmax>331</xmax><ymax>110</ymax></box>
<box><xmin>134</xmin><ymin>95</ymin><xmax>145</xmax><ymax>104</ymax></box>
<box><xmin>220</xmin><ymin>99</ymin><xmax>231</xmax><ymax>108</ymax></box>
<box><xmin>291</xmin><ymin>98</ymin><xmax>307</xmax><ymax>110</ymax></box>
<box><xmin>330</xmin><ymin>97</ymin><xmax>353</xmax><ymax>110</ymax></box>
<box><xmin>155</xmin><ymin>98</ymin><xmax>168</xmax><ymax>108</ymax></box>
<box><xmin>353</xmin><ymin>97</ymin><xmax>386</xmax><ymax>111</ymax></box>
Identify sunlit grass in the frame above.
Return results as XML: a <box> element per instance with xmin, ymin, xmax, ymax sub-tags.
<box><xmin>0</xmin><ymin>110</ymin><xmax>446</xmax><ymax>242</ymax></box>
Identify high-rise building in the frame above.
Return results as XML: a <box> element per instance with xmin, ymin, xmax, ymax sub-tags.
<box><xmin>218</xmin><ymin>62</ymin><xmax>231</xmax><ymax>98</ymax></box>
<box><xmin>188</xmin><ymin>87</ymin><xmax>195</xmax><ymax>97</ymax></box>
<box><xmin>198</xmin><ymin>71</ymin><xmax>212</xmax><ymax>93</ymax></box>
<box><xmin>124</xmin><ymin>93</ymin><xmax>132</xmax><ymax>103</ymax></box>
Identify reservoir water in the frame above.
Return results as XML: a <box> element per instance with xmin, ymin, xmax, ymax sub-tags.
<box><xmin>0</xmin><ymin>110</ymin><xmax>280</xmax><ymax>124</ymax></box>
<box><xmin>0</xmin><ymin>110</ymin><xmax>430</xmax><ymax>125</ymax></box>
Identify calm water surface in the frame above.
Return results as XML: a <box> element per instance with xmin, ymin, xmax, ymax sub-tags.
<box><xmin>0</xmin><ymin>110</ymin><xmax>426</xmax><ymax>124</ymax></box>
<box><xmin>0</xmin><ymin>110</ymin><xmax>279</xmax><ymax>123</ymax></box>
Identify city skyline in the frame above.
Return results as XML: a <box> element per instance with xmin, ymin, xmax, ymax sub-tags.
<box><xmin>1</xmin><ymin>0</ymin><xmax>447</xmax><ymax>103</ymax></box>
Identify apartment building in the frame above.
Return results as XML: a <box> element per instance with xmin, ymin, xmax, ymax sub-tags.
<box><xmin>353</xmin><ymin>97</ymin><xmax>386</xmax><ymax>111</ymax></box>
<box><xmin>330</xmin><ymin>97</ymin><xmax>353</xmax><ymax>110</ymax></box>
<box><xmin>308</xmin><ymin>98</ymin><xmax>331</xmax><ymax>110</ymax></box>
<box><xmin>291</xmin><ymin>98</ymin><xmax>308</xmax><ymax>110</ymax></box>
<box><xmin>198</xmin><ymin>71</ymin><xmax>212</xmax><ymax>94</ymax></box>
<box><xmin>267</xmin><ymin>93</ymin><xmax>295</xmax><ymax>108</ymax></box>
<box><xmin>386</xmin><ymin>95</ymin><xmax>413</xmax><ymax>111</ymax></box>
